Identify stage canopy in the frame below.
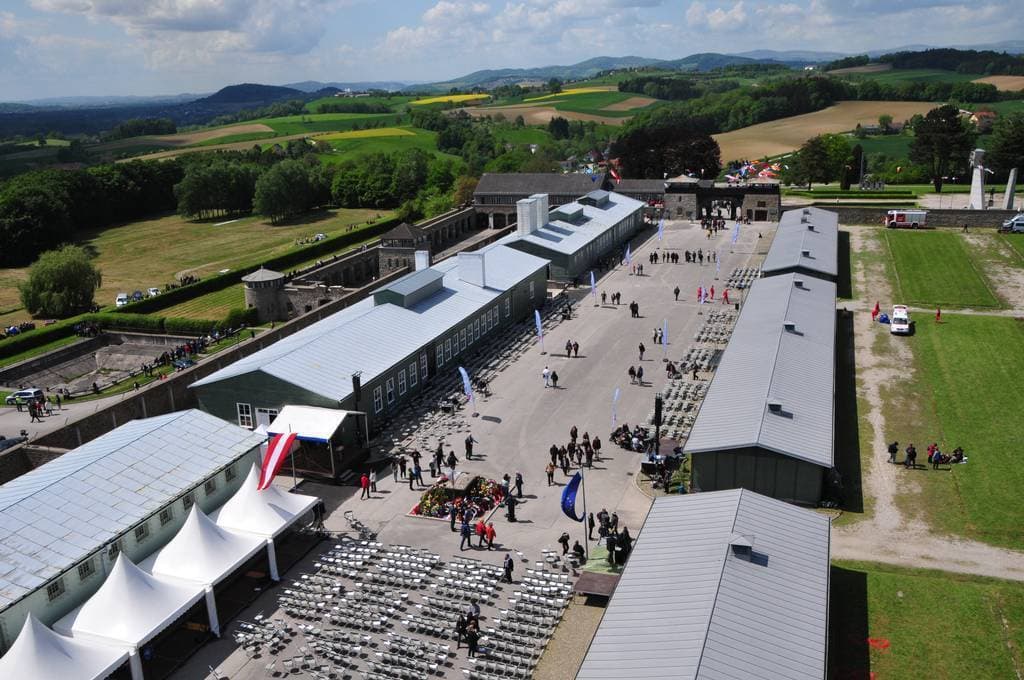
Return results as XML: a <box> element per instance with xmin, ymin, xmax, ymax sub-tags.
<box><xmin>54</xmin><ymin>554</ymin><xmax>205</xmax><ymax>648</ymax></box>
<box><xmin>266</xmin><ymin>405</ymin><xmax>358</xmax><ymax>443</ymax></box>
<box><xmin>211</xmin><ymin>463</ymin><xmax>319</xmax><ymax>538</ymax></box>
<box><xmin>0</xmin><ymin>613</ymin><xmax>128</xmax><ymax>680</ymax></box>
<box><xmin>141</xmin><ymin>505</ymin><xmax>265</xmax><ymax>586</ymax></box>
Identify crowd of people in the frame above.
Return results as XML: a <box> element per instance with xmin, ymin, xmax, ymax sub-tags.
<box><xmin>610</xmin><ymin>423</ymin><xmax>653</xmax><ymax>452</ymax></box>
<box><xmin>547</xmin><ymin>426</ymin><xmax>603</xmax><ymax>478</ymax></box>
<box><xmin>887</xmin><ymin>440</ymin><xmax>967</xmax><ymax>469</ymax></box>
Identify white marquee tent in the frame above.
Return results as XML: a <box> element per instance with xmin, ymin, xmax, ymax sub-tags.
<box><xmin>54</xmin><ymin>554</ymin><xmax>212</xmax><ymax>679</ymax></box>
<box><xmin>0</xmin><ymin>613</ymin><xmax>128</xmax><ymax>680</ymax></box>
<box><xmin>142</xmin><ymin>505</ymin><xmax>265</xmax><ymax>587</ymax></box>
<box><xmin>212</xmin><ymin>463</ymin><xmax>319</xmax><ymax>539</ymax></box>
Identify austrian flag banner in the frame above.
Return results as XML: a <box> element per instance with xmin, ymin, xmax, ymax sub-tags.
<box><xmin>258</xmin><ymin>432</ymin><xmax>298</xmax><ymax>491</ymax></box>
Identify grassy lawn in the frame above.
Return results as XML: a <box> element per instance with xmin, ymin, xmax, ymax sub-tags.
<box><xmin>492</xmin><ymin>126</ymin><xmax>551</xmax><ymax>145</ymax></box>
<box><xmin>320</xmin><ymin>127</ymin><xmax>460</xmax><ymax>164</ymax></box>
<box><xmin>883</xmin><ymin>230</ymin><xmax>1001</xmax><ymax>308</ymax></box>
<box><xmin>0</xmin><ymin>334</ymin><xmax>84</xmax><ymax>370</ymax></box>
<box><xmin>856</xmin><ymin>68</ymin><xmax>981</xmax><ymax>84</ymax></box>
<box><xmin>190</xmin><ymin>131</ymin><xmax>277</xmax><ymax>147</ymax></box>
<box><xmin>894</xmin><ymin>314</ymin><xmax>1024</xmax><ymax>549</ymax></box>
<box><xmin>858</xmin><ymin>134</ymin><xmax>913</xmax><ymax>159</ymax></box>
<box><xmin>1002</xmin><ymin>234</ymin><xmax>1024</xmax><ymax>261</ymax></box>
<box><xmin>0</xmin><ymin>208</ymin><xmax>391</xmax><ymax>322</ymax></box>
<box><xmin>159</xmin><ymin>285</ymin><xmax>246</xmax><ymax>321</ymax></box>
<box><xmin>409</xmin><ymin>94</ymin><xmax>490</xmax><ymax>106</ymax></box>
<box><xmin>830</xmin><ymin>560</ymin><xmax>1024</xmax><ymax>679</ymax></box>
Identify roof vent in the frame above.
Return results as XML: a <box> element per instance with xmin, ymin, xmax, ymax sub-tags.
<box><xmin>767</xmin><ymin>399</ymin><xmax>783</xmax><ymax>413</ymax></box>
<box><xmin>801</xmin><ymin>249</ymin><xmax>812</xmax><ymax>258</ymax></box>
<box><xmin>793</xmin><ymin>278</ymin><xmax>804</xmax><ymax>289</ymax></box>
<box><xmin>783</xmin><ymin>321</ymin><xmax>796</xmax><ymax>332</ymax></box>
<box><xmin>802</xmin><ymin>208</ymin><xmax>811</xmax><ymax>215</ymax></box>
<box><xmin>414</xmin><ymin>250</ymin><xmax>430</xmax><ymax>271</ymax></box>
<box><xmin>800</xmin><ymin>215</ymin><xmax>809</xmax><ymax>223</ymax></box>
<box><xmin>806</xmin><ymin>223</ymin><xmax>815</xmax><ymax>231</ymax></box>
<box><xmin>729</xmin><ymin>534</ymin><xmax>753</xmax><ymax>561</ymax></box>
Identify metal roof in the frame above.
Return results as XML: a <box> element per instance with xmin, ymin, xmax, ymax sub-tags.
<box><xmin>474</xmin><ymin>172</ymin><xmax>608</xmax><ymax>195</ymax></box>
<box><xmin>761</xmin><ymin>208</ymin><xmax>839</xmax><ymax>278</ymax></box>
<box><xmin>577</xmin><ymin>489</ymin><xmax>831</xmax><ymax>680</ymax></box>
<box><xmin>614</xmin><ymin>179</ymin><xmax>666</xmax><ymax>194</ymax></box>
<box><xmin>684</xmin><ymin>274</ymin><xmax>836</xmax><ymax>467</ymax></box>
<box><xmin>191</xmin><ymin>243</ymin><xmax>548</xmax><ymax>402</ymax></box>
<box><xmin>498</xmin><ymin>191</ymin><xmax>644</xmax><ymax>256</ymax></box>
<box><xmin>241</xmin><ymin>267</ymin><xmax>284</xmax><ymax>282</ymax></box>
<box><xmin>0</xmin><ymin>409</ymin><xmax>264</xmax><ymax>611</ymax></box>
<box><xmin>378</xmin><ymin>268</ymin><xmax>444</xmax><ymax>297</ymax></box>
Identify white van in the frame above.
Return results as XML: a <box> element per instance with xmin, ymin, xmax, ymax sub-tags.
<box><xmin>1001</xmin><ymin>214</ymin><xmax>1024</xmax><ymax>233</ymax></box>
<box><xmin>890</xmin><ymin>305</ymin><xmax>911</xmax><ymax>335</ymax></box>
<box><xmin>115</xmin><ymin>293</ymin><xmax>129</xmax><ymax>307</ymax></box>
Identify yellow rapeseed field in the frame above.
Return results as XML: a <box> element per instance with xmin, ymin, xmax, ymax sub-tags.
<box><xmin>409</xmin><ymin>94</ymin><xmax>490</xmax><ymax>106</ymax></box>
<box><xmin>523</xmin><ymin>87</ymin><xmax>616</xmax><ymax>102</ymax></box>
<box><xmin>320</xmin><ymin>128</ymin><xmax>416</xmax><ymax>141</ymax></box>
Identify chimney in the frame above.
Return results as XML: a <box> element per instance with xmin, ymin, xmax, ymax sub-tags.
<box><xmin>351</xmin><ymin>372</ymin><xmax>362</xmax><ymax>405</ymax></box>
<box><xmin>794</xmin><ymin>278</ymin><xmax>804</xmax><ymax>289</ymax></box>
<box><xmin>767</xmin><ymin>399</ymin><xmax>782</xmax><ymax>413</ymax></box>
<box><xmin>517</xmin><ymin>197</ymin><xmax>537</xmax><ymax>236</ymax></box>
<box><xmin>783</xmin><ymin>320</ymin><xmax>796</xmax><ymax>332</ymax></box>
<box><xmin>414</xmin><ymin>250</ymin><xmax>430</xmax><ymax>271</ymax></box>
<box><xmin>458</xmin><ymin>251</ymin><xmax>486</xmax><ymax>288</ymax></box>
<box><xmin>801</xmin><ymin>249</ymin><xmax>812</xmax><ymax>258</ymax></box>
<box><xmin>530</xmin><ymin>193</ymin><xmax>549</xmax><ymax>230</ymax></box>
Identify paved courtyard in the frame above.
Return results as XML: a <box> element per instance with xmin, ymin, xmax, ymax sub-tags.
<box><xmin>176</xmin><ymin>217</ymin><xmax>773</xmax><ymax>680</ymax></box>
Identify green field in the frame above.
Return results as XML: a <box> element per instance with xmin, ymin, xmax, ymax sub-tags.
<box><xmin>0</xmin><ymin>334</ymin><xmax>84</xmax><ymax>370</ymax></box>
<box><xmin>986</xmin><ymin>99</ymin><xmax>1024</xmax><ymax>115</ymax></box>
<box><xmin>884</xmin><ymin>231</ymin><xmax>1001</xmax><ymax>307</ymax></box>
<box><xmin>858</xmin><ymin>134</ymin><xmax>913</xmax><ymax>158</ymax></box>
<box><xmin>491</xmin><ymin>127</ymin><xmax>551</xmax><ymax>145</ymax></box>
<box><xmin>1003</xmin><ymin>234</ymin><xmax>1024</xmax><ymax>260</ymax></box>
<box><xmin>256</xmin><ymin>113</ymin><xmax>400</xmax><ymax>135</ymax></box>
<box><xmin>854</xmin><ymin>68</ymin><xmax>981</xmax><ymax>84</ymax></box>
<box><xmin>318</xmin><ymin>127</ymin><xmax>460</xmax><ymax>164</ymax></box>
<box><xmin>190</xmin><ymin>131</ymin><xmax>277</xmax><ymax>147</ymax></box>
<box><xmin>830</xmin><ymin>561</ymin><xmax>1024</xmax><ymax>679</ymax></box>
<box><xmin>0</xmin><ymin>208</ymin><xmax>391</xmax><ymax>329</ymax></box>
<box><xmin>158</xmin><ymin>284</ymin><xmax>246</xmax><ymax>321</ymax></box>
<box><xmin>894</xmin><ymin>315</ymin><xmax>1024</xmax><ymax>549</ymax></box>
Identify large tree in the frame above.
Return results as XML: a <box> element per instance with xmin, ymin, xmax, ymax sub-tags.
<box><xmin>787</xmin><ymin>135</ymin><xmax>836</xmax><ymax>189</ymax></box>
<box><xmin>0</xmin><ymin>183</ymin><xmax>72</xmax><ymax>267</ymax></box>
<box><xmin>909</xmin><ymin>104</ymin><xmax>976</xmax><ymax>192</ymax></box>
<box><xmin>989</xmin><ymin>111</ymin><xmax>1024</xmax><ymax>176</ymax></box>
<box><xmin>612</xmin><ymin>107</ymin><xmax>721</xmax><ymax>179</ymax></box>
<box><xmin>19</xmin><ymin>245</ymin><xmax>101</xmax><ymax>317</ymax></box>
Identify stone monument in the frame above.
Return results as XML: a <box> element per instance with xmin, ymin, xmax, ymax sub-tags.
<box><xmin>968</xmin><ymin>148</ymin><xmax>986</xmax><ymax>210</ymax></box>
<box><xmin>1003</xmin><ymin>168</ymin><xmax>1018</xmax><ymax>211</ymax></box>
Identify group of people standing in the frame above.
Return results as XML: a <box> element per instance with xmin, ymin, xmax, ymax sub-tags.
<box><xmin>887</xmin><ymin>440</ymin><xmax>966</xmax><ymax>469</ymax></box>
<box><xmin>547</xmin><ymin>425</ymin><xmax>602</xmax><ymax>480</ymax></box>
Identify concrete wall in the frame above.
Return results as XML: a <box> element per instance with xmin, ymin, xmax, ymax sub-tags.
<box><xmin>690</xmin><ymin>447</ymin><xmax>824</xmax><ymax>506</ymax></box>
<box><xmin>797</xmin><ymin>205</ymin><xmax>1020</xmax><ymax>228</ymax></box>
<box><xmin>0</xmin><ymin>336</ymin><xmax>105</xmax><ymax>385</ymax></box>
<box><xmin>0</xmin><ymin>447</ymin><xmax>258</xmax><ymax>653</ymax></box>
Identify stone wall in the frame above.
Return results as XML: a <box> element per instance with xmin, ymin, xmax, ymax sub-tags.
<box><xmin>796</xmin><ymin>205</ymin><xmax>1020</xmax><ymax>228</ymax></box>
<box><xmin>0</xmin><ymin>335</ymin><xmax>105</xmax><ymax>385</ymax></box>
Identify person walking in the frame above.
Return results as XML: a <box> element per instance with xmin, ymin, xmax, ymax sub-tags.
<box><xmin>722</xmin><ymin>289</ymin><xmax>730</xmax><ymax>305</ymax></box>
<box><xmin>558</xmin><ymin>532</ymin><xmax>570</xmax><ymax>555</ymax></box>
<box><xmin>636</xmin><ymin>365</ymin><xmax>644</xmax><ymax>385</ymax></box>
<box><xmin>888</xmin><ymin>440</ymin><xmax>899</xmax><ymax>464</ymax></box>
<box><xmin>466</xmin><ymin>625</ymin><xmax>479</xmax><ymax>658</ymax></box>
<box><xmin>593</xmin><ymin>436</ymin><xmax>602</xmax><ymax>461</ymax></box>
<box><xmin>502</xmin><ymin>553</ymin><xmax>514</xmax><ymax>583</ymax></box>
<box><xmin>638</xmin><ymin>342</ymin><xmax>646</xmax><ymax>360</ymax></box>
<box><xmin>414</xmin><ymin>464</ymin><xmax>423</xmax><ymax>487</ymax></box>
<box><xmin>871</xmin><ymin>301</ymin><xmax>880</xmax><ymax>322</ymax></box>
<box><xmin>572</xmin><ymin>341</ymin><xmax>580</xmax><ymax>358</ymax></box>
<box><xmin>397</xmin><ymin>454</ymin><xmax>407</xmax><ymax>479</ymax></box>
<box><xmin>450</xmin><ymin>506</ymin><xmax>460</xmax><ymax>532</ymax></box>
<box><xmin>935</xmin><ymin>306</ymin><xmax>942</xmax><ymax>323</ymax></box>
<box><xmin>460</xmin><ymin>520</ymin><xmax>472</xmax><ymax>551</ymax></box>
<box><xmin>570</xmin><ymin>425</ymin><xmax>578</xmax><ymax>442</ymax></box>
<box><xmin>674</xmin><ymin>286</ymin><xmax>680</xmax><ymax>301</ymax></box>
<box><xmin>485</xmin><ymin>522</ymin><xmax>496</xmax><ymax>550</ymax></box>
<box><xmin>505</xmin><ymin>494</ymin><xmax>518</xmax><ymax>522</ymax></box>
<box><xmin>904</xmin><ymin>443</ymin><xmax>917</xmax><ymax>469</ymax></box>
<box><xmin>545</xmin><ymin>461</ymin><xmax>555</xmax><ymax>486</ymax></box>
<box><xmin>628</xmin><ymin>365</ymin><xmax>637</xmax><ymax>384</ymax></box>
<box><xmin>465</xmin><ymin>434</ymin><xmax>477</xmax><ymax>460</ymax></box>
<box><xmin>455</xmin><ymin>614</ymin><xmax>467</xmax><ymax>649</ymax></box>
<box><xmin>359</xmin><ymin>473</ymin><xmax>371</xmax><ymax>500</ymax></box>
<box><xmin>550</xmin><ymin>370</ymin><xmax>559</xmax><ymax>389</ymax></box>
<box><xmin>542</xmin><ymin>366</ymin><xmax>551</xmax><ymax>388</ymax></box>
<box><xmin>392</xmin><ymin>457</ymin><xmax>400</xmax><ymax>482</ymax></box>
<box><xmin>408</xmin><ymin>466</ymin><xmax>415</xmax><ymax>490</ymax></box>
<box><xmin>369</xmin><ymin>469</ymin><xmax>377</xmax><ymax>493</ymax></box>
<box><xmin>565</xmin><ymin>340</ymin><xmax>573</xmax><ymax>357</ymax></box>
<box><xmin>601</xmin><ymin>291</ymin><xmax>607</xmax><ymax>305</ymax></box>
<box><xmin>588</xmin><ymin>512</ymin><xmax>595</xmax><ymax>540</ymax></box>
<box><xmin>514</xmin><ymin>471</ymin><xmax>524</xmax><ymax>498</ymax></box>
<box><xmin>475</xmin><ymin>519</ymin><xmax>487</xmax><ymax>547</ymax></box>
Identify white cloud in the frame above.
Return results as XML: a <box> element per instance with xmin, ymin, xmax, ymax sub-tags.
<box><xmin>686</xmin><ymin>1</ymin><xmax>746</xmax><ymax>29</ymax></box>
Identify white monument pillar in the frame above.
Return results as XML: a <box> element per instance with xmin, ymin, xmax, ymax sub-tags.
<box><xmin>1003</xmin><ymin>168</ymin><xmax>1018</xmax><ymax>211</ymax></box>
<box><xmin>968</xmin><ymin>148</ymin><xmax>986</xmax><ymax>210</ymax></box>
<box><xmin>128</xmin><ymin>650</ymin><xmax>145</xmax><ymax>680</ymax></box>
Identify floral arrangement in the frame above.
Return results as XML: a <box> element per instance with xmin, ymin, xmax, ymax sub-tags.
<box><xmin>411</xmin><ymin>476</ymin><xmax>505</xmax><ymax>518</ymax></box>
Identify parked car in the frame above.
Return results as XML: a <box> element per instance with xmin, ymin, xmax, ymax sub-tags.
<box><xmin>5</xmin><ymin>388</ymin><xmax>43</xmax><ymax>405</ymax></box>
<box><xmin>314</xmin><ymin>232</ymin><xmax>327</xmax><ymax>241</ymax></box>
<box><xmin>1000</xmin><ymin>213</ymin><xmax>1024</xmax><ymax>233</ymax></box>
<box><xmin>131</xmin><ymin>290</ymin><xmax>145</xmax><ymax>302</ymax></box>
<box><xmin>890</xmin><ymin>305</ymin><xmax>911</xmax><ymax>335</ymax></box>
<box><xmin>147</xmin><ymin>287</ymin><xmax>161</xmax><ymax>298</ymax></box>
<box><xmin>115</xmin><ymin>293</ymin><xmax>129</xmax><ymax>307</ymax></box>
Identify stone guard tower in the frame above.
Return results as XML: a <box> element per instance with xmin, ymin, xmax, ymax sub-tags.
<box><xmin>242</xmin><ymin>267</ymin><xmax>288</xmax><ymax>323</ymax></box>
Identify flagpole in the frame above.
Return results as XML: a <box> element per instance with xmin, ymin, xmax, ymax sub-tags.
<box><xmin>289</xmin><ymin>425</ymin><xmax>297</xmax><ymax>490</ymax></box>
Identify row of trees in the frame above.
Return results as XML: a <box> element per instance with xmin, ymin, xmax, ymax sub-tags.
<box><xmin>101</xmin><ymin>117</ymin><xmax>176</xmax><ymax>141</ymax></box>
<box><xmin>879</xmin><ymin>48</ymin><xmax>1024</xmax><ymax>75</ymax></box>
<box><xmin>612</xmin><ymin>106</ymin><xmax>722</xmax><ymax>179</ymax></box>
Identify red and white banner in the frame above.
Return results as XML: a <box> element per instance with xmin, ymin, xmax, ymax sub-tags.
<box><xmin>258</xmin><ymin>432</ymin><xmax>297</xmax><ymax>491</ymax></box>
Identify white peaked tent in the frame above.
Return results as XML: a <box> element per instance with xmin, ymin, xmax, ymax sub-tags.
<box><xmin>142</xmin><ymin>505</ymin><xmax>265</xmax><ymax>586</ymax></box>
<box><xmin>212</xmin><ymin>462</ymin><xmax>319</xmax><ymax>538</ymax></box>
<box><xmin>0</xmin><ymin>613</ymin><xmax>128</xmax><ymax>680</ymax></box>
<box><xmin>54</xmin><ymin>553</ymin><xmax>210</xmax><ymax>679</ymax></box>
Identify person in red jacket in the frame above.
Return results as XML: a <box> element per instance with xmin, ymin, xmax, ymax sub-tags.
<box><xmin>475</xmin><ymin>519</ymin><xmax>487</xmax><ymax>548</ymax></box>
<box><xmin>485</xmin><ymin>523</ymin><xmax>496</xmax><ymax>550</ymax></box>
<box><xmin>359</xmin><ymin>473</ymin><xmax>371</xmax><ymax>500</ymax></box>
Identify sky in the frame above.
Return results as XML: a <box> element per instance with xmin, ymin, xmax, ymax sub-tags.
<box><xmin>1</xmin><ymin>0</ymin><xmax>1022</xmax><ymax>101</ymax></box>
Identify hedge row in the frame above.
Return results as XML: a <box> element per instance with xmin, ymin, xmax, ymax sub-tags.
<box><xmin>115</xmin><ymin>216</ymin><xmax>401</xmax><ymax>315</ymax></box>
<box><xmin>0</xmin><ymin>320</ymin><xmax>78</xmax><ymax>360</ymax></box>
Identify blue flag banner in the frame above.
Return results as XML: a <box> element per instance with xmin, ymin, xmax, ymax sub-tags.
<box><xmin>732</xmin><ymin>221</ymin><xmax>740</xmax><ymax>245</ymax></box>
<box><xmin>625</xmin><ymin>244</ymin><xmax>631</xmax><ymax>265</ymax></box>
<box><xmin>534</xmin><ymin>309</ymin><xmax>543</xmax><ymax>339</ymax></box>
<box><xmin>662</xmin><ymin>319</ymin><xmax>668</xmax><ymax>350</ymax></box>
<box><xmin>561</xmin><ymin>472</ymin><xmax>585</xmax><ymax>522</ymax></box>
<box><xmin>458</xmin><ymin>366</ymin><xmax>473</xmax><ymax>399</ymax></box>
<box><xmin>589</xmin><ymin>270</ymin><xmax>597</xmax><ymax>300</ymax></box>
<box><xmin>657</xmin><ymin>219</ymin><xmax>664</xmax><ymax>242</ymax></box>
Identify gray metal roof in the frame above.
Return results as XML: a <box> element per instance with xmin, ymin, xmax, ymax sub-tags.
<box><xmin>474</xmin><ymin>172</ymin><xmax>608</xmax><ymax>195</ymax></box>
<box><xmin>497</xmin><ymin>191</ymin><xmax>644</xmax><ymax>257</ymax></box>
<box><xmin>614</xmin><ymin>179</ymin><xmax>666</xmax><ymax>194</ymax></box>
<box><xmin>0</xmin><ymin>409</ymin><xmax>264</xmax><ymax>611</ymax></box>
<box><xmin>684</xmin><ymin>274</ymin><xmax>836</xmax><ymax>467</ymax></box>
<box><xmin>761</xmin><ymin>208</ymin><xmax>838</xmax><ymax>278</ymax></box>
<box><xmin>577</xmin><ymin>489</ymin><xmax>831</xmax><ymax>680</ymax></box>
<box><xmin>241</xmin><ymin>267</ymin><xmax>284</xmax><ymax>282</ymax></box>
<box><xmin>379</xmin><ymin>268</ymin><xmax>444</xmax><ymax>297</ymax></box>
<box><xmin>191</xmin><ymin>243</ymin><xmax>548</xmax><ymax>402</ymax></box>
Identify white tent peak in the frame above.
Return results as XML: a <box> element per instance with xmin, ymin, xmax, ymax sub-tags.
<box><xmin>0</xmin><ymin>613</ymin><xmax>128</xmax><ymax>680</ymax></box>
<box><xmin>212</xmin><ymin>463</ymin><xmax>318</xmax><ymax>538</ymax></box>
<box><xmin>146</xmin><ymin>504</ymin><xmax>264</xmax><ymax>585</ymax></box>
